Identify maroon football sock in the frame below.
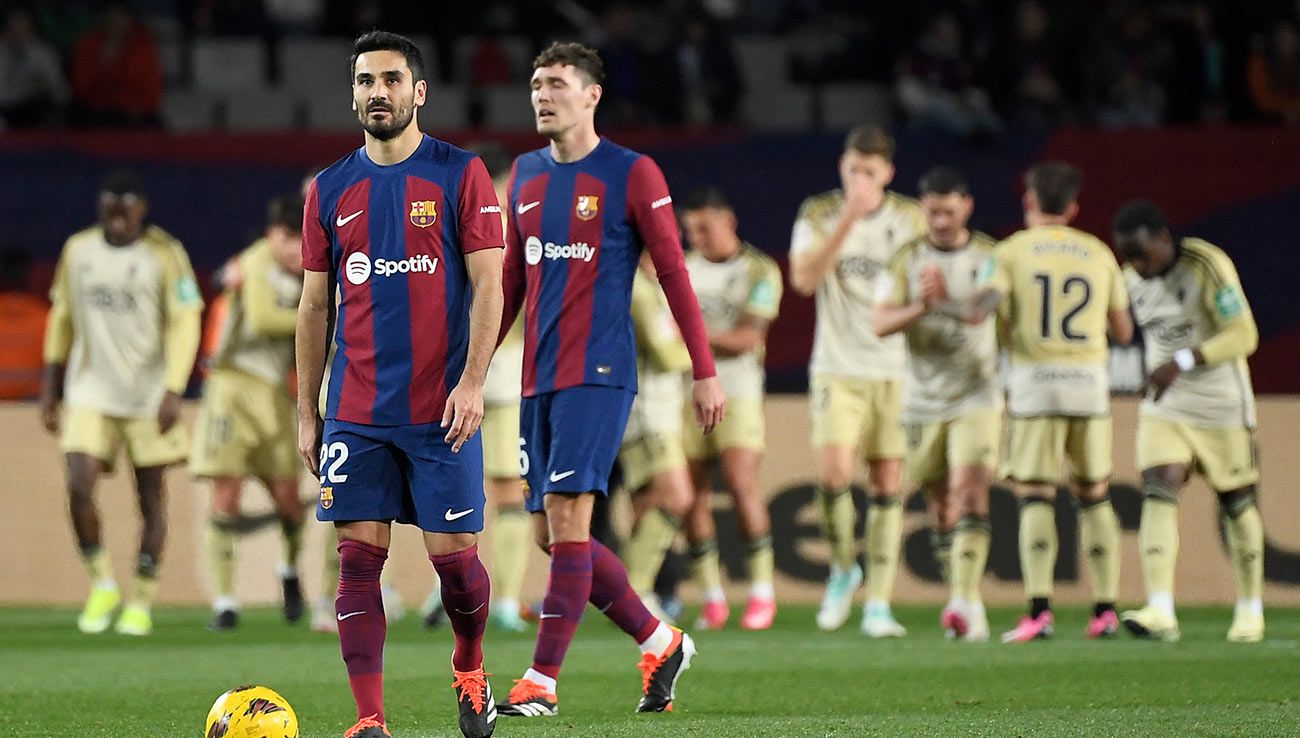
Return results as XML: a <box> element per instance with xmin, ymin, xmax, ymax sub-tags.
<box><xmin>589</xmin><ymin>538</ymin><xmax>659</xmax><ymax>643</ymax></box>
<box><xmin>337</xmin><ymin>539</ymin><xmax>388</xmax><ymax>722</ymax></box>
<box><xmin>530</xmin><ymin>540</ymin><xmax>593</xmax><ymax>679</ymax></box>
<box><xmin>429</xmin><ymin>544</ymin><xmax>491</xmax><ymax>672</ymax></box>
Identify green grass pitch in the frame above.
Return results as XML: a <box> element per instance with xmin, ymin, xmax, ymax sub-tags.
<box><xmin>1</xmin><ymin>605</ymin><xmax>1297</xmax><ymax>737</ymax></box>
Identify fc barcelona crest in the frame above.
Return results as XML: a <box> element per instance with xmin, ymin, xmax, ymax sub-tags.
<box><xmin>320</xmin><ymin>486</ymin><xmax>334</xmax><ymax>510</ymax></box>
<box><xmin>576</xmin><ymin>195</ymin><xmax>599</xmax><ymax>221</ymax></box>
<box><xmin>410</xmin><ymin>200</ymin><xmax>437</xmax><ymax>228</ymax></box>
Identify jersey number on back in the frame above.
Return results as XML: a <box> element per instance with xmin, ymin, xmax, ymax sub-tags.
<box><xmin>1032</xmin><ymin>272</ymin><xmax>1092</xmax><ymax>341</ymax></box>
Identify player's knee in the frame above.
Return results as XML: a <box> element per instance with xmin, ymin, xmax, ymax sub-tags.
<box><xmin>1142</xmin><ymin>477</ymin><xmax>1180</xmax><ymax>506</ymax></box>
<box><xmin>1218</xmin><ymin>486</ymin><xmax>1257</xmax><ymax>519</ymax></box>
<box><xmin>1073</xmin><ymin>480</ymin><xmax>1109</xmax><ymax>505</ymax></box>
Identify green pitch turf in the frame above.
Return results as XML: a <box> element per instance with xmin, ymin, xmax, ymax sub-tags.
<box><xmin>1</xmin><ymin>605</ymin><xmax>1296</xmax><ymax>737</ymax></box>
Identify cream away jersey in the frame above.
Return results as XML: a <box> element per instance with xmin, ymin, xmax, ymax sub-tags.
<box><xmin>46</xmin><ymin>225</ymin><xmax>203</xmax><ymax>417</ymax></box>
<box><xmin>686</xmin><ymin>242</ymin><xmax>782</xmax><ymax>401</ymax></box>
<box><xmin>209</xmin><ymin>239</ymin><xmax>302</xmax><ymax>387</ymax></box>
<box><xmin>881</xmin><ymin>232</ymin><xmax>1001</xmax><ymax>423</ymax></box>
<box><xmin>1126</xmin><ymin>238</ymin><xmax>1257</xmax><ymax>427</ymax></box>
<box><xmin>790</xmin><ymin>190</ymin><xmax>926</xmax><ymax>379</ymax></box>
<box><xmin>983</xmin><ymin>225</ymin><xmax>1128</xmax><ymax>417</ymax></box>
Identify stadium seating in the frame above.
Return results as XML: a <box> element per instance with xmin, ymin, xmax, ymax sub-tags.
<box><xmin>191</xmin><ymin>38</ymin><xmax>268</xmax><ymax>94</ymax></box>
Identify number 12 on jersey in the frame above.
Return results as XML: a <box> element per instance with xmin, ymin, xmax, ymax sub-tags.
<box><xmin>1033</xmin><ymin>272</ymin><xmax>1092</xmax><ymax>341</ymax></box>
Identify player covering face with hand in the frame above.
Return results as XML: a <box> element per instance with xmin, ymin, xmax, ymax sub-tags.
<box><xmin>295</xmin><ymin>31</ymin><xmax>502</xmax><ymax>738</ymax></box>
<box><xmin>496</xmin><ymin>41</ymin><xmax>725</xmax><ymax>719</ymax></box>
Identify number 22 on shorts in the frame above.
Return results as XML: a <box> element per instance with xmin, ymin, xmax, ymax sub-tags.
<box><xmin>319</xmin><ymin>441</ymin><xmax>350</xmax><ymax>484</ymax></box>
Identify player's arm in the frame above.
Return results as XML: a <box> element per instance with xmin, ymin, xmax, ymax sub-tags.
<box><xmin>296</xmin><ymin>180</ymin><xmax>331</xmax><ymax>474</ymax></box>
<box><xmin>1147</xmin><ymin>251</ymin><xmax>1257</xmax><ymax>401</ymax></box>
<box><xmin>1105</xmin><ymin>256</ymin><xmax>1134</xmax><ymax>346</ymax></box>
<box><xmin>241</xmin><ymin>251</ymin><xmax>299</xmax><ymax>337</ymax></box>
<box><xmin>39</xmin><ymin>244</ymin><xmax>74</xmax><ymax>433</ymax></box>
<box><xmin>629</xmin><ymin>156</ymin><xmax>724</xmax><ymax>432</ymax></box>
<box><xmin>160</xmin><ymin>242</ymin><xmax>204</xmax><ymax>431</ymax></box>
<box><xmin>872</xmin><ymin>248</ymin><xmax>937</xmax><ymax>337</ymax></box>
<box><xmin>937</xmin><ymin>251</ymin><xmax>1007</xmax><ymax>326</ymax></box>
<box><xmin>710</xmin><ymin>259</ymin><xmax>782</xmax><ymax>356</ymax></box>
<box><xmin>789</xmin><ymin>196</ymin><xmax>865</xmax><ymax>296</ymax></box>
<box><xmin>443</xmin><ymin>156</ymin><xmax>505</xmax><ymax>451</ymax></box>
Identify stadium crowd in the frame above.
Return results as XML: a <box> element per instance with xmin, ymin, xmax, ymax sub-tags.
<box><xmin>3</xmin><ymin>1</ymin><xmax>1300</xmax><ymax>130</ymax></box>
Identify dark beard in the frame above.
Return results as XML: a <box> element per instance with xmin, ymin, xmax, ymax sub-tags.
<box><xmin>360</xmin><ymin>104</ymin><xmax>414</xmax><ymax>141</ymax></box>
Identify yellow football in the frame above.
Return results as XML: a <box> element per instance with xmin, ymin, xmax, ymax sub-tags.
<box><xmin>204</xmin><ymin>685</ymin><xmax>299</xmax><ymax>738</ymax></box>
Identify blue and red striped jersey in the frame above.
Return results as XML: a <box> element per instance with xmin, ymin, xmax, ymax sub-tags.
<box><xmin>503</xmin><ymin>138</ymin><xmax>714</xmax><ymax>397</ymax></box>
<box><xmin>302</xmin><ymin>134</ymin><xmax>503</xmax><ymax>425</ymax></box>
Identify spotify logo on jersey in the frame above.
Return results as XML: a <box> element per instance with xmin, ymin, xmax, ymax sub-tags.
<box><xmin>525</xmin><ymin>236</ymin><xmax>544</xmax><ymax>266</ymax></box>
<box><xmin>345</xmin><ymin>252</ymin><xmax>372</xmax><ymax>284</ymax></box>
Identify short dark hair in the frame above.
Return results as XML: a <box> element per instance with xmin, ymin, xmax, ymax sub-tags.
<box><xmin>533</xmin><ymin>41</ymin><xmax>604</xmax><ymax>85</ymax></box>
<box><xmin>466</xmin><ymin>141</ymin><xmax>513</xmax><ymax>181</ymax></box>
<box><xmin>681</xmin><ymin>186</ymin><xmax>733</xmax><ymax>213</ymax></box>
<box><xmin>1113</xmin><ymin>199</ymin><xmax>1167</xmax><ymax>238</ymax></box>
<box><xmin>351</xmin><ymin>31</ymin><xmax>424</xmax><ymax>82</ymax></box>
<box><xmin>844</xmin><ymin>125</ymin><xmax>895</xmax><ymax>161</ymax></box>
<box><xmin>918</xmin><ymin>166</ymin><xmax>970</xmax><ymax>197</ymax></box>
<box><xmin>267</xmin><ymin>193</ymin><xmax>305</xmax><ymax>233</ymax></box>
<box><xmin>1024</xmin><ymin>161</ymin><xmax>1082</xmax><ymax>215</ymax></box>
<box><xmin>100</xmin><ymin>169</ymin><xmax>144</xmax><ymax>197</ymax></box>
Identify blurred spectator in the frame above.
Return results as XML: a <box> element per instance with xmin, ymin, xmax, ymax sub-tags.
<box><xmin>1248</xmin><ymin>21</ymin><xmax>1300</xmax><ymax>124</ymax></box>
<box><xmin>989</xmin><ymin>1</ymin><xmax>1071</xmax><ymax>126</ymax></box>
<box><xmin>0</xmin><ymin>249</ymin><xmax>49</xmax><ymax>401</ymax></box>
<box><xmin>596</xmin><ymin>3</ymin><xmax>647</xmax><ymax>127</ymax></box>
<box><xmin>191</xmin><ymin>0</ymin><xmax>270</xmax><ymax>36</ymax></box>
<box><xmin>70</xmin><ymin>2</ymin><xmax>163</xmax><ymax>127</ymax></box>
<box><xmin>677</xmin><ymin>15</ymin><xmax>743</xmax><ymax>125</ymax></box>
<box><xmin>1175</xmin><ymin>2</ymin><xmax>1227</xmax><ymax>123</ymax></box>
<box><xmin>0</xmin><ymin>8</ymin><xmax>69</xmax><ymax>128</ymax></box>
<box><xmin>896</xmin><ymin>12</ymin><xmax>1001</xmax><ymax>137</ymax></box>
<box><xmin>1087</xmin><ymin>5</ymin><xmax>1173</xmax><ymax>128</ymax></box>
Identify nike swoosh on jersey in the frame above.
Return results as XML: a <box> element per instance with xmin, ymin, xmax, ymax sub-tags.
<box><xmin>549</xmin><ymin>470</ymin><xmax>576</xmax><ymax>483</ymax></box>
<box><xmin>445</xmin><ymin>508</ymin><xmax>475</xmax><ymax>521</ymax></box>
<box><xmin>517</xmin><ymin>201</ymin><xmax>541</xmax><ymax>215</ymax></box>
<box><xmin>336</xmin><ymin>210</ymin><xmax>364</xmax><ymax>227</ymax></box>
<box><xmin>337</xmin><ymin>611</ymin><xmax>366</xmax><ymax>621</ymax></box>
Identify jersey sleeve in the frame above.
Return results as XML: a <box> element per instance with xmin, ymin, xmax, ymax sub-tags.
<box><xmin>499</xmin><ymin>160</ymin><xmax>526</xmax><ymax>345</ymax></box>
<box><xmin>240</xmin><ymin>247</ymin><xmax>299</xmax><ymax>337</ymax></box>
<box><xmin>628</xmin><ymin>155</ymin><xmax>716</xmax><ymax>380</ymax></box>
<box><xmin>458</xmin><ymin>156</ymin><xmax>505</xmax><ymax>254</ymax></box>
<box><xmin>788</xmin><ymin>197</ymin><xmax>823</xmax><ymax>256</ymax></box>
<box><xmin>745</xmin><ymin>256</ymin><xmax>783</xmax><ymax>321</ymax></box>
<box><xmin>1104</xmin><ymin>248</ymin><xmax>1130</xmax><ymax>312</ymax></box>
<box><xmin>43</xmin><ymin>239</ymin><xmax>75</xmax><ymax>364</ymax></box>
<box><xmin>160</xmin><ymin>241</ymin><xmax>204</xmax><ymax>393</ymax></box>
<box><xmin>1194</xmin><ymin>245</ymin><xmax>1259</xmax><ymax>365</ymax></box>
<box><xmin>301</xmin><ymin>178</ymin><xmax>331</xmax><ymax>272</ymax></box>
<box><xmin>980</xmin><ymin>241</ymin><xmax>1013</xmax><ymax>295</ymax></box>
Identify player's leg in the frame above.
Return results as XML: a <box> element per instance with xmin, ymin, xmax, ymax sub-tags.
<box><xmin>1002</xmin><ymin>417</ymin><xmax>1062</xmax><ymax>643</ymax></box>
<box><xmin>118</xmin><ymin>463</ymin><xmax>167</xmax><ymax>636</ymax></box>
<box><xmin>1121</xmin><ymin>415</ymin><xmax>1190</xmax><ymax>640</ymax></box>
<box><xmin>684</xmin><ymin>458</ymin><xmax>728</xmax><ymax>629</ymax></box>
<box><xmin>622</xmin><ymin>433</ymin><xmax>690</xmax><ymax>619</ymax></box>
<box><xmin>859</xmin><ymin>380</ymin><xmax>906</xmax><ymax>637</ymax></box>
<box><xmin>206</xmin><ymin>476</ymin><xmax>244</xmax><ymax>630</ymax></box>
<box><xmin>1068</xmin><ymin>417</ymin><xmax>1120</xmax><ymax>638</ymax></box>
<box><xmin>906</xmin><ymin>420</ymin><xmax>953</xmax><ymax>585</ymax></box>
<box><xmin>335</xmin><ymin>521</ymin><xmax>392</xmax><ymax>730</ymax></box>
<box><xmin>944</xmin><ymin>410</ymin><xmax>998</xmax><ymax>642</ymax></box>
<box><xmin>265</xmin><ymin>476</ymin><xmax>307</xmax><ymax>623</ymax></box>
<box><xmin>1195</xmin><ymin>424</ymin><xmax>1265</xmax><ymax>642</ymax></box>
<box><xmin>66</xmin><ymin>447</ymin><xmax>120</xmax><ymax>634</ymax></box>
<box><xmin>720</xmin><ymin>447</ymin><xmax>775</xmax><ymax>630</ymax></box>
<box><xmin>478</xmin><ymin>401</ymin><xmax>529</xmax><ymax>632</ymax></box>
<box><xmin>810</xmin><ymin>376</ymin><xmax>866</xmax><ymax>630</ymax></box>
<box><xmin>313</xmin><ymin>527</ymin><xmax>342</xmax><ymax>633</ymax></box>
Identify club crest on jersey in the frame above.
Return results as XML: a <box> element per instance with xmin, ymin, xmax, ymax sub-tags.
<box><xmin>576</xmin><ymin>195</ymin><xmax>599</xmax><ymax>221</ymax></box>
<box><xmin>320</xmin><ymin>486</ymin><xmax>333</xmax><ymax>509</ymax></box>
<box><xmin>410</xmin><ymin>200</ymin><xmax>437</xmax><ymax>228</ymax></box>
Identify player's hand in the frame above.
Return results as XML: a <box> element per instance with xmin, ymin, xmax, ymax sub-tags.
<box><xmin>157</xmin><ymin>391</ymin><xmax>181</xmax><ymax>433</ymax></box>
<box><xmin>1144</xmin><ymin>360</ymin><xmax>1181</xmax><ymax>402</ymax></box>
<box><xmin>217</xmin><ymin>258</ymin><xmax>244</xmax><ymax>292</ymax></box>
<box><xmin>39</xmin><ymin>393</ymin><xmax>60</xmax><ymax>434</ymax></box>
<box><xmin>691</xmin><ymin>376</ymin><xmax>726</xmax><ymax>434</ymax></box>
<box><xmin>920</xmin><ymin>265</ymin><xmax>949</xmax><ymax>309</ymax></box>
<box><xmin>442</xmin><ymin>380</ymin><xmax>484</xmax><ymax>453</ymax></box>
<box><xmin>298</xmin><ymin>413</ymin><xmax>323</xmax><ymax>476</ymax></box>
<box><xmin>843</xmin><ymin>186</ymin><xmax>875</xmax><ymax>220</ymax></box>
